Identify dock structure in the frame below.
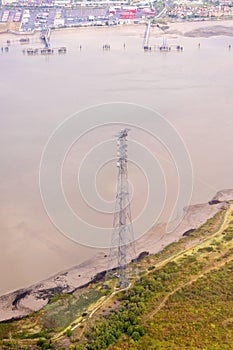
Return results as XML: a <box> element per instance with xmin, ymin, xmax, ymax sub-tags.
<box><xmin>158</xmin><ymin>37</ymin><xmax>171</xmax><ymax>51</ymax></box>
<box><xmin>40</xmin><ymin>28</ymin><xmax>51</xmax><ymax>48</ymax></box>
<box><xmin>103</xmin><ymin>44</ymin><xmax>111</xmax><ymax>50</ymax></box>
<box><xmin>23</xmin><ymin>28</ymin><xmax>66</xmax><ymax>55</ymax></box>
<box><xmin>1</xmin><ymin>46</ymin><xmax>9</xmax><ymax>53</ymax></box>
<box><xmin>143</xmin><ymin>21</ymin><xmax>151</xmax><ymax>51</ymax></box>
<box><xmin>154</xmin><ymin>37</ymin><xmax>184</xmax><ymax>52</ymax></box>
<box><xmin>23</xmin><ymin>47</ymin><xmax>67</xmax><ymax>55</ymax></box>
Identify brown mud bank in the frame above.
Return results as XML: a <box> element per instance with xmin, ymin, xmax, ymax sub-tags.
<box><xmin>162</xmin><ymin>20</ymin><xmax>233</xmax><ymax>37</ymax></box>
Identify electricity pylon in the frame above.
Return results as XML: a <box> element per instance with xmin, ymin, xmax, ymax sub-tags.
<box><xmin>105</xmin><ymin>128</ymin><xmax>137</xmax><ymax>288</ymax></box>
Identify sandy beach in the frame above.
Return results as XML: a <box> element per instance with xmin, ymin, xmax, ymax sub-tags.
<box><xmin>2</xmin><ymin>18</ymin><xmax>233</xmax><ymax>40</ymax></box>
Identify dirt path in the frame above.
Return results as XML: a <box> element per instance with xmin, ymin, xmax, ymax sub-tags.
<box><xmin>55</xmin><ymin>205</ymin><xmax>233</xmax><ymax>341</ymax></box>
<box><xmin>142</xmin><ymin>205</ymin><xmax>233</xmax><ymax>324</ymax></box>
<box><xmin>155</xmin><ymin>204</ymin><xmax>232</xmax><ymax>269</ymax></box>
<box><xmin>142</xmin><ymin>254</ymin><xmax>232</xmax><ymax>324</ymax></box>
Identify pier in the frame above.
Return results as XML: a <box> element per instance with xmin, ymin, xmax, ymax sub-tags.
<box><xmin>103</xmin><ymin>44</ymin><xmax>110</xmax><ymax>50</ymax></box>
<box><xmin>157</xmin><ymin>37</ymin><xmax>171</xmax><ymax>51</ymax></box>
<box><xmin>143</xmin><ymin>21</ymin><xmax>151</xmax><ymax>51</ymax></box>
<box><xmin>22</xmin><ymin>28</ymin><xmax>66</xmax><ymax>55</ymax></box>
<box><xmin>154</xmin><ymin>37</ymin><xmax>184</xmax><ymax>52</ymax></box>
<box><xmin>40</xmin><ymin>28</ymin><xmax>51</xmax><ymax>48</ymax></box>
<box><xmin>1</xmin><ymin>46</ymin><xmax>9</xmax><ymax>53</ymax></box>
<box><xmin>23</xmin><ymin>47</ymin><xmax>67</xmax><ymax>55</ymax></box>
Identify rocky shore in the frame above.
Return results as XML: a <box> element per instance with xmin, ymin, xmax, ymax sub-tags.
<box><xmin>0</xmin><ymin>189</ymin><xmax>233</xmax><ymax>323</ymax></box>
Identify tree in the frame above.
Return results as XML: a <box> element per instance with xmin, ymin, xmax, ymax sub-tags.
<box><xmin>131</xmin><ymin>331</ymin><xmax>140</xmax><ymax>342</ymax></box>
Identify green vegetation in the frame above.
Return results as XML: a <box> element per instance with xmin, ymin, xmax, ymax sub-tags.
<box><xmin>78</xmin><ymin>257</ymin><xmax>232</xmax><ymax>349</ymax></box>
<box><xmin>43</xmin><ymin>289</ymin><xmax>102</xmax><ymax>330</ymax></box>
<box><xmin>0</xmin><ymin>324</ymin><xmax>12</xmax><ymax>340</ymax></box>
<box><xmin>36</xmin><ymin>338</ymin><xmax>52</xmax><ymax>349</ymax></box>
<box><xmin>132</xmin><ymin>262</ymin><xmax>233</xmax><ymax>350</ymax></box>
<box><xmin>14</xmin><ymin>329</ymin><xmax>53</xmax><ymax>340</ymax></box>
<box><xmin>0</xmin><ymin>289</ymin><xmax>102</xmax><ymax>349</ymax></box>
<box><xmin>72</xmin><ymin>206</ymin><xmax>233</xmax><ymax>349</ymax></box>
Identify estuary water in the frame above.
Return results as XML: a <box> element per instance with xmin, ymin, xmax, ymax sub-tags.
<box><xmin>0</xmin><ymin>25</ymin><xmax>233</xmax><ymax>296</ymax></box>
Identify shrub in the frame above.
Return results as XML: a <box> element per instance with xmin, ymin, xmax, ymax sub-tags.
<box><xmin>66</xmin><ymin>329</ymin><xmax>72</xmax><ymax>337</ymax></box>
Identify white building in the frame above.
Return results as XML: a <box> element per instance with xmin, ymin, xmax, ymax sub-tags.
<box><xmin>53</xmin><ymin>0</ymin><xmax>71</xmax><ymax>6</ymax></box>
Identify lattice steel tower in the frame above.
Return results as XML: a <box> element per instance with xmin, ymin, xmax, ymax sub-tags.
<box><xmin>105</xmin><ymin>128</ymin><xmax>136</xmax><ymax>288</ymax></box>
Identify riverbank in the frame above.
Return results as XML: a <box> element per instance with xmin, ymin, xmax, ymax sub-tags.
<box><xmin>2</xmin><ymin>19</ymin><xmax>233</xmax><ymax>39</ymax></box>
<box><xmin>0</xmin><ymin>189</ymin><xmax>232</xmax><ymax>323</ymax></box>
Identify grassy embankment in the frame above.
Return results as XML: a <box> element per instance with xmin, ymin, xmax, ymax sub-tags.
<box><xmin>0</xmin><ymin>22</ymin><xmax>20</xmax><ymax>33</ymax></box>
<box><xmin>0</xmin><ymin>203</ymin><xmax>233</xmax><ymax>349</ymax></box>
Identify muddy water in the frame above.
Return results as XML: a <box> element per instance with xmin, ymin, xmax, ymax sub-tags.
<box><xmin>0</xmin><ymin>25</ymin><xmax>232</xmax><ymax>295</ymax></box>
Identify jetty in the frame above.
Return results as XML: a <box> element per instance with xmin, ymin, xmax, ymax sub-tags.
<box><xmin>22</xmin><ymin>28</ymin><xmax>67</xmax><ymax>55</ymax></box>
<box><xmin>23</xmin><ymin>47</ymin><xmax>67</xmax><ymax>55</ymax></box>
<box><xmin>157</xmin><ymin>37</ymin><xmax>171</xmax><ymax>51</ymax></box>
<box><xmin>1</xmin><ymin>46</ymin><xmax>9</xmax><ymax>52</ymax></box>
<box><xmin>143</xmin><ymin>21</ymin><xmax>151</xmax><ymax>51</ymax></box>
<box><xmin>103</xmin><ymin>44</ymin><xmax>110</xmax><ymax>50</ymax></box>
<box><xmin>154</xmin><ymin>37</ymin><xmax>184</xmax><ymax>52</ymax></box>
<box><xmin>40</xmin><ymin>28</ymin><xmax>51</xmax><ymax>48</ymax></box>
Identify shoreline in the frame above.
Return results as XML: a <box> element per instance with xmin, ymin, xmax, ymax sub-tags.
<box><xmin>1</xmin><ymin>19</ymin><xmax>233</xmax><ymax>39</ymax></box>
<box><xmin>0</xmin><ymin>189</ymin><xmax>233</xmax><ymax>323</ymax></box>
